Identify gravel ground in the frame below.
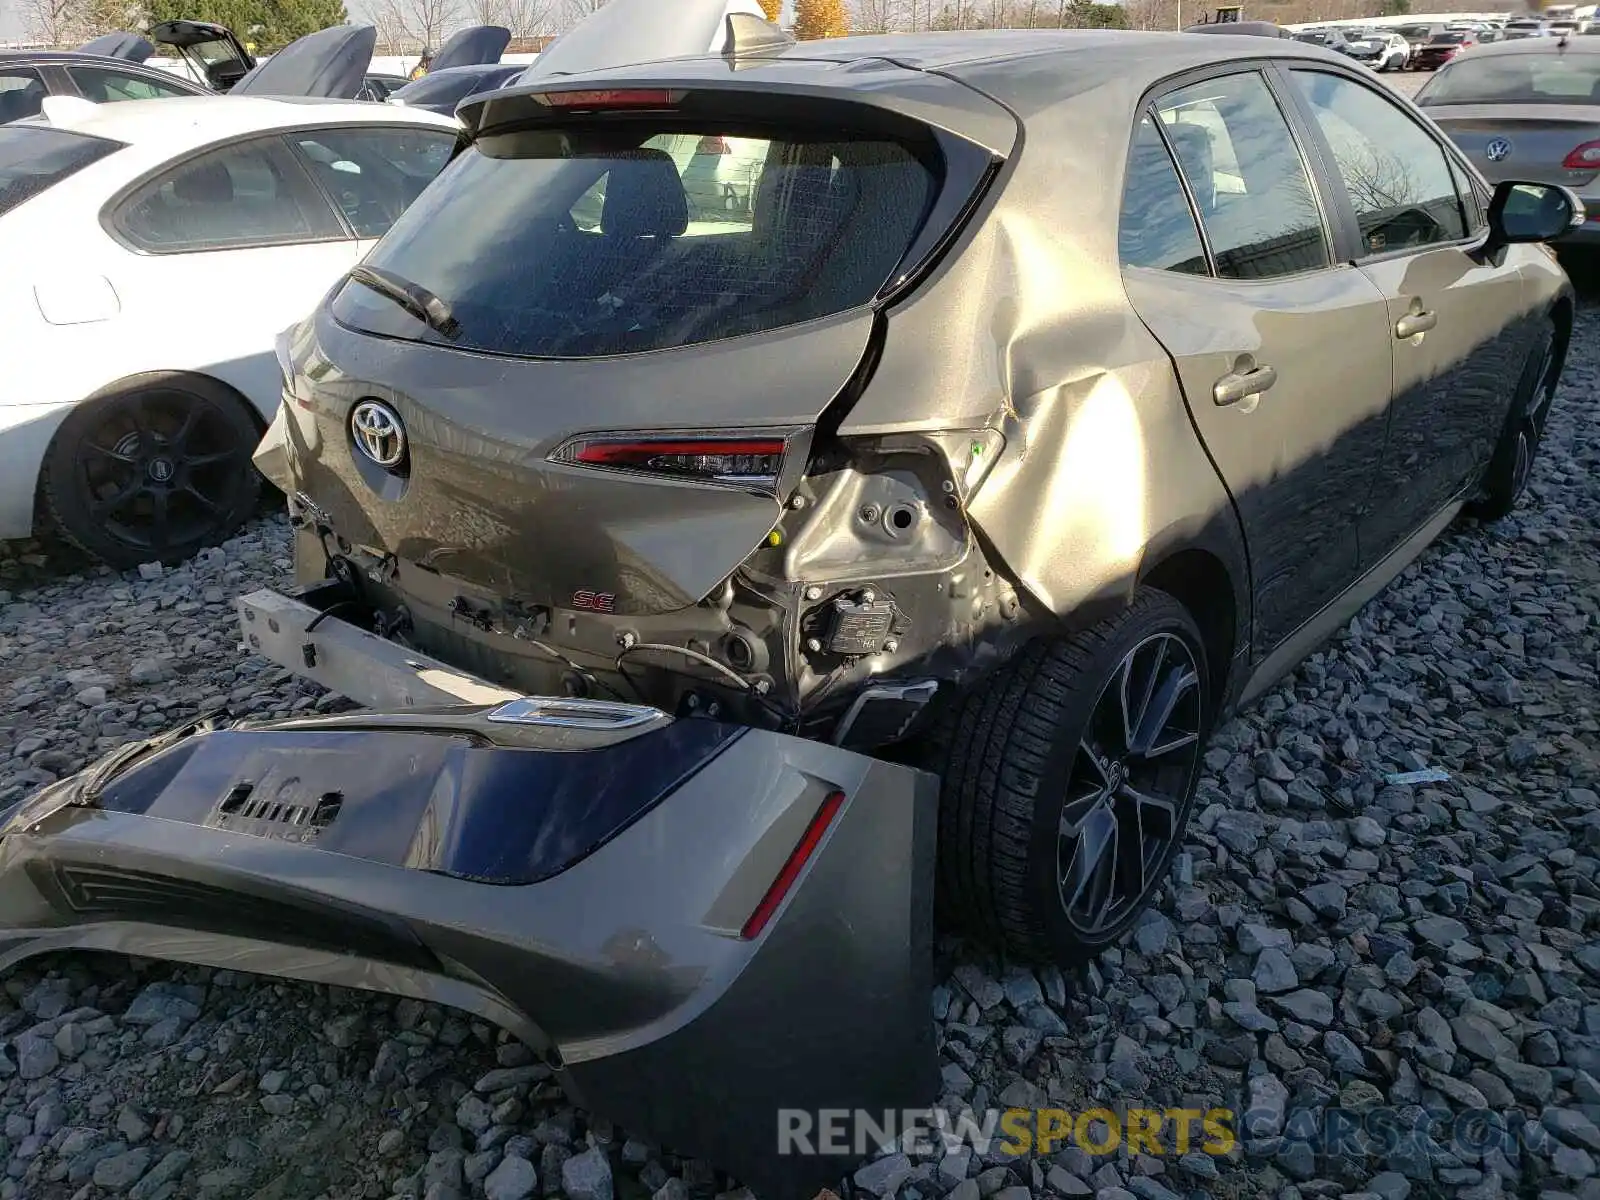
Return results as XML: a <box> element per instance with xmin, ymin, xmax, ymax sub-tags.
<box><xmin>2</xmin><ymin>280</ymin><xmax>1598</xmax><ymax>1200</ymax></box>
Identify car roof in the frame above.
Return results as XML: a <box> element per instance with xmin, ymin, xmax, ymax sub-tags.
<box><xmin>1454</xmin><ymin>35</ymin><xmax>1600</xmax><ymax>58</ymax></box>
<box><xmin>0</xmin><ymin>49</ymin><xmax>198</xmax><ymax>73</ymax></box>
<box><xmin>464</xmin><ymin>27</ymin><xmax>1354</xmax><ymax>129</ymax></box>
<box><xmin>31</xmin><ymin>94</ymin><xmax>459</xmax><ymax>148</ymax></box>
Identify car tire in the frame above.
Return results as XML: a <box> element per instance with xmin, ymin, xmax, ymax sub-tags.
<box><xmin>43</xmin><ymin>375</ymin><xmax>262</xmax><ymax>570</ymax></box>
<box><xmin>929</xmin><ymin>588</ymin><xmax>1209</xmax><ymax>964</ymax></box>
<box><xmin>1469</xmin><ymin>323</ymin><xmax>1558</xmax><ymax>523</ymax></box>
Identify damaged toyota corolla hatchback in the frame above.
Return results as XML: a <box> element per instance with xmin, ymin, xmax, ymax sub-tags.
<box><xmin>261</xmin><ymin>28</ymin><xmax>1578</xmax><ymax>964</ymax></box>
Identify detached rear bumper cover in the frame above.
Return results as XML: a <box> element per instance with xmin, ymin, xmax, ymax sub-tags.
<box><xmin>0</xmin><ymin>711</ymin><xmax>938</xmax><ymax>1199</ymax></box>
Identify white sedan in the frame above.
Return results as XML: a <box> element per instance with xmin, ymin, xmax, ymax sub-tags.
<box><xmin>0</xmin><ymin>95</ymin><xmax>459</xmax><ymax>567</ymax></box>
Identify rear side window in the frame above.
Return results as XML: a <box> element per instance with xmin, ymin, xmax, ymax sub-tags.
<box><xmin>330</xmin><ymin>123</ymin><xmax>938</xmax><ymax>358</ymax></box>
<box><xmin>1119</xmin><ymin>115</ymin><xmax>1209</xmax><ymax>275</ymax></box>
<box><xmin>1154</xmin><ymin>72</ymin><xmax>1330</xmax><ymax>280</ymax></box>
<box><xmin>113</xmin><ymin>136</ymin><xmax>344</xmax><ymax>252</ymax></box>
<box><xmin>289</xmin><ymin>127</ymin><xmax>456</xmax><ymax>237</ymax></box>
<box><xmin>0</xmin><ymin>66</ymin><xmax>48</xmax><ymax>125</ymax></box>
<box><xmin>0</xmin><ymin>125</ymin><xmax>123</xmax><ymax>218</ymax></box>
<box><xmin>68</xmin><ymin>66</ymin><xmax>196</xmax><ymax>102</ymax></box>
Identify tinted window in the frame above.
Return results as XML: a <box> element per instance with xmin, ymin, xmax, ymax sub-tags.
<box><xmin>114</xmin><ymin>138</ymin><xmax>343</xmax><ymax>252</ymax></box>
<box><xmin>1430</xmin><ymin>32</ymin><xmax>1467</xmax><ymax>43</ymax></box>
<box><xmin>68</xmin><ymin>66</ymin><xmax>195</xmax><ymax>103</ymax></box>
<box><xmin>1119</xmin><ymin>115</ymin><xmax>1208</xmax><ymax>275</ymax></box>
<box><xmin>0</xmin><ymin>124</ymin><xmax>123</xmax><ymax>217</ymax></box>
<box><xmin>0</xmin><ymin>67</ymin><xmax>47</xmax><ymax>125</ymax></box>
<box><xmin>1155</xmin><ymin>73</ymin><xmax>1329</xmax><ymax>280</ymax></box>
<box><xmin>1290</xmin><ymin>70</ymin><xmax>1468</xmax><ymax>253</ymax></box>
<box><xmin>290</xmin><ymin>127</ymin><xmax>455</xmax><ymax>238</ymax></box>
<box><xmin>332</xmin><ymin>124</ymin><xmax>938</xmax><ymax>358</ymax></box>
<box><xmin>1417</xmin><ymin>54</ymin><xmax>1600</xmax><ymax>104</ymax></box>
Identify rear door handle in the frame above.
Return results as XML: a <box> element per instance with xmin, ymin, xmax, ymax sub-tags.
<box><xmin>1213</xmin><ymin>365</ymin><xmax>1277</xmax><ymax>406</ymax></box>
<box><xmin>1395</xmin><ymin>310</ymin><xmax>1438</xmax><ymax>339</ymax></box>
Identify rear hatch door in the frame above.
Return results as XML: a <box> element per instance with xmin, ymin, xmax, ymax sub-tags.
<box><xmin>429</xmin><ymin>25</ymin><xmax>513</xmax><ymax>72</ymax></box>
<box><xmin>148</xmin><ymin>19</ymin><xmax>255</xmax><ymax>90</ymax></box>
<box><xmin>1424</xmin><ymin>103</ymin><xmax>1600</xmax><ymax>186</ymax></box>
<box><xmin>387</xmin><ymin>64</ymin><xmax>527</xmax><ymax>114</ymax></box>
<box><xmin>230</xmin><ymin>24</ymin><xmax>377</xmax><ymax>99</ymax></box>
<box><xmin>74</xmin><ymin>33</ymin><xmax>156</xmax><ymax>62</ymax></box>
<box><xmin>274</xmin><ymin>66</ymin><xmax>1013</xmax><ymax>615</ymax></box>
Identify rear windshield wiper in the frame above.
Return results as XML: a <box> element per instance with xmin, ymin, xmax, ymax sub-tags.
<box><xmin>347</xmin><ymin>265</ymin><xmax>461</xmax><ymax>340</ymax></box>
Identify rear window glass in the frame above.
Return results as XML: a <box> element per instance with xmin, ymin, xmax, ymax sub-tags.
<box><xmin>0</xmin><ymin>125</ymin><xmax>123</xmax><ymax>218</ymax></box>
<box><xmin>331</xmin><ymin>124</ymin><xmax>938</xmax><ymax>358</ymax></box>
<box><xmin>1418</xmin><ymin>54</ymin><xmax>1600</xmax><ymax>103</ymax></box>
<box><xmin>1430</xmin><ymin>32</ymin><xmax>1467</xmax><ymax>43</ymax></box>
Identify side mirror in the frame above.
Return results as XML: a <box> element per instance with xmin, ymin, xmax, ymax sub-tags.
<box><xmin>1483</xmin><ymin>180</ymin><xmax>1586</xmax><ymax>259</ymax></box>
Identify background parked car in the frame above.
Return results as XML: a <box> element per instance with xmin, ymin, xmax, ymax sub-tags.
<box><xmin>1413</xmin><ymin>29</ymin><xmax>1479</xmax><ymax>69</ymax></box>
<box><xmin>1374</xmin><ymin>32</ymin><xmax>1414</xmax><ymax>69</ymax></box>
<box><xmin>1416</xmin><ymin>34</ymin><xmax>1600</xmax><ymax>248</ymax></box>
<box><xmin>1397</xmin><ymin>22</ymin><xmax>1445</xmax><ymax>61</ymax></box>
<box><xmin>1</xmin><ymin>44</ymin><xmax>207</xmax><ymax>124</ymax></box>
<box><xmin>1502</xmin><ymin>18</ymin><xmax>1553</xmax><ymax>40</ymax></box>
<box><xmin>1294</xmin><ymin>28</ymin><xmax>1358</xmax><ymax>56</ymax></box>
<box><xmin>0</xmin><ymin>95</ymin><xmax>459</xmax><ymax>568</ymax></box>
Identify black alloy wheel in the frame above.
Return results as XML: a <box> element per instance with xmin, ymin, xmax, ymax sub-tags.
<box><xmin>44</xmin><ymin>379</ymin><xmax>261</xmax><ymax>569</ymax></box>
<box><xmin>1056</xmin><ymin>631</ymin><xmax>1203</xmax><ymax>938</ymax></box>
<box><xmin>932</xmin><ymin>588</ymin><xmax>1211</xmax><ymax>963</ymax></box>
<box><xmin>1470</xmin><ymin>322</ymin><xmax>1558</xmax><ymax>523</ymax></box>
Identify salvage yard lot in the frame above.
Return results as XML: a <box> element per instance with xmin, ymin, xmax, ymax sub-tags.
<box><xmin>0</xmin><ymin>270</ymin><xmax>1598</xmax><ymax>1197</ymax></box>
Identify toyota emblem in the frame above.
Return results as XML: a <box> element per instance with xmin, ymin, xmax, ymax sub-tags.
<box><xmin>1485</xmin><ymin>137</ymin><xmax>1512</xmax><ymax>163</ymax></box>
<box><xmin>351</xmin><ymin>400</ymin><xmax>407</xmax><ymax>468</ymax></box>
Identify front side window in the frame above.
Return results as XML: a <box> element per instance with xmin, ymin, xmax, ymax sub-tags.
<box><xmin>68</xmin><ymin>67</ymin><xmax>196</xmax><ymax>103</ymax></box>
<box><xmin>330</xmin><ymin>123</ymin><xmax>939</xmax><ymax>358</ymax></box>
<box><xmin>0</xmin><ymin>67</ymin><xmax>47</xmax><ymax>125</ymax></box>
<box><xmin>1118</xmin><ymin>114</ymin><xmax>1208</xmax><ymax>275</ymax></box>
<box><xmin>1154</xmin><ymin>72</ymin><xmax>1330</xmax><ymax>281</ymax></box>
<box><xmin>0</xmin><ymin>124</ymin><xmax>123</xmax><ymax>217</ymax></box>
<box><xmin>1289</xmin><ymin>69</ymin><xmax>1468</xmax><ymax>254</ymax></box>
<box><xmin>113</xmin><ymin>137</ymin><xmax>343</xmax><ymax>253</ymax></box>
<box><xmin>289</xmin><ymin>127</ymin><xmax>456</xmax><ymax>238</ymax></box>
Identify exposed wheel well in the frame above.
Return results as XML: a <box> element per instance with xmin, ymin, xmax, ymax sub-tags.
<box><xmin>1140</xmin><ymin>548</ymin><xmax>1237</xmax><ymax>720</ymax></box>
<box><xmin>32</xmin><ymin>371</ymin><xmax>268</xmax><ymax>536</ymax></box>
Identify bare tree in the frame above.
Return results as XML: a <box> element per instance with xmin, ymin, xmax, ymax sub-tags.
<box><xmin>563</xmin><ymin>0</ymin><xmax>606</xmax><ymax>24</ymax></box>
<box><xmin>471</xmin><ymin>0</ymin><xmax>553</xmax><ymax>35</ymax></box>
<box><xmin>850</xmin><ymin>0</ymin><xmax>904</xmax><ymax>32</ymax></box>
<box><xmin>371</xmin><ymin>0</ymin><xmax>459</xmax><ymax>52</ymax></box>
<box><xmin>20</xmin><ymin>0</ymin><xmax>79</xmax><ymax>45</ymax></box>
<box><xmin>20</xmin><ymin>0</ymin><xmax>138</xmax><ymax>45</ymax></box>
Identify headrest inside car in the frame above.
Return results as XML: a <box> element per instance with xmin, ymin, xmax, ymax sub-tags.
<box><xmin>600</xmin><ymin>149</ymin><xmax>688</xmax><ymax>239</ymax></box>
<box><xmin>173</xmin><ymin>160</ymin><xmax>235</xmax><ymax>205</ymax></box>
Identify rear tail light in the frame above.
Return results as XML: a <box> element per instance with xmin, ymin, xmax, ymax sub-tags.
<box><xmin>532</xmin><ymin>88</ymin><xmax>683</xmax><ymax>110</ymax></box>
<box><xmin>553</xmin><ymin>435</ymin><xmax>788</xmax><ymax>490</ymax></box>
<box><xmin>1563</xmin><ymin>140</ymin><xmax>1600</xmax><ymax>169</ymax></box>
<box><xmin>740</xmin><ymin>790</ymin><xmax>846</xmax><ymax>940</ymax></box>
<box><xmin>696</xmin><ymin>135</ymin><xmax>731</xmax><ymax>155</ymax></box>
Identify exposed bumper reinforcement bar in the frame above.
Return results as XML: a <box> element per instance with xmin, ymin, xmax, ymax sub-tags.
<box><xmin>236</xmin><ymin>583</ymin><xmax>520</xmax><ymax>709</ymax></box>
